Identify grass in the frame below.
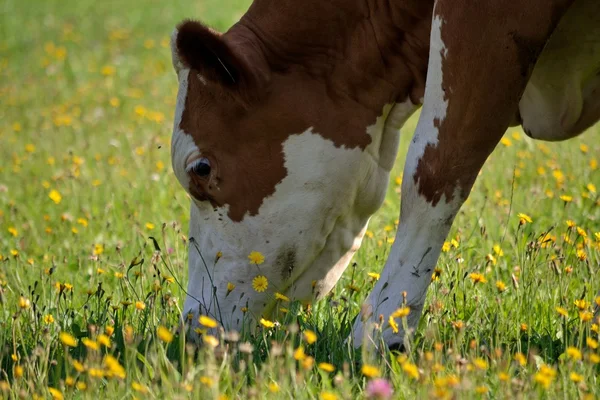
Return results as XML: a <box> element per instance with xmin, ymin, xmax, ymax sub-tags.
<box><xmin>0</xmin><ymin>0</ymin><xmax>599</xmax><ymax>398</ymax></box>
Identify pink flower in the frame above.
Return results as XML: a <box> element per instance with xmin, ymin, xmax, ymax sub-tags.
<box><xmin>366</xmin><ymin>378</ymin><xmax>393</xmax><ymax>399</ymax></box>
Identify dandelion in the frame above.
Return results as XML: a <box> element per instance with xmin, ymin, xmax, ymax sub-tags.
<box><xmin>441</xmin><ymin>242</ymin><xmax>451</xmax><ymax>252</ymax></box>
<box><xmin>203</xmin><ymin>335</ymin><xmax>219</xmax><ymax>347</ymax></box>
<box><xmin>275</xmin><ymin>292</ymin><xmax>290</xmax><ymax>302</ymax></box>
<box><xmin>49</xmin><ymin>189</ymin><xmax>62</xmax><ymax>204</ymax></box>
<box><xmin>367</xmin><ymin>272</ymin><xmax>380</xmax><ymax>280</ymax></box>
<box><xmin>104</xmin><ymin>355</ymin><xmax>126</xmax><ymax>379</ymax></box>
<box><xmin>388</xmin><ymin>316</ymin><xmax>399</xmax><ymax>334</ymax></box>
<box><xmin>401</xmin><ymin>361</ymin><xmax>419</xmax><ymax>379</ymax></box>
<box><xmin>559</xmin><ymin>194</ymin><xmax>573</xmax><ymax>203</ymax></box>
<box><xmin>556</xmin><ymin>307</ymin><xmax>568</xmax><ymax>317</ymax></box>
<box><xmin>48</xmin><ymin>388</ymin><xmax>64</xmax><ymax>400</ymax></box>
<box><xmin>157</xmin><ymin>326</ymin><xmax>173</xmax><ymax>343</ymax></box>
<box><xmin>534</xmin><ymin>364</ymin><xmax>556</xmax><ymax>388</ymax></box>
<box><xmin>43</xmin><ymin>314</ymin><xmax>54</xmax><ymax>324</ymax></box>
<box><xmin>361</xmin><ymin>364</ymin><xmax>380</xmax><ymax>378</ymax></box>
<box><xmin>493</xmin><ymin>244</ymin><xmax>504</xmax><ymax>256</ymax></box>
<box><xmin>199</xmin><ymin>315</ymin><xmax>218</xmax><ymax>328</ymax></box>
<box><xmin>259</xmin><ymin>318</ymin><xmax>275</xmax><ymax>328</ymax></box>
<box><xmin>586</xmin><ymin>337</ymin><xmax>598</xmax><ymax>350</ymax></box>
<box><xmin>469</xmin><ymin>272</ymin><xmax>487</xmax><ymax>284</ymax></box>
<box><xmin>391</xmin><ymin>306</ymin><xmax>410</xmax><ymax>318</ymax></box>
<box><xmin>587</xmin><ymin>183</ymin><xmax>597</xmax><ymax>193</ymax></box>
<box><xmin>500</xmin><ymin>137</ymin><xmax>512</xmax><ymax>147</ymax></box>
<box><xmin>131</xmin><ymin>382</ymin><xmax>148</xmax><ymax>393</ymax></box>
<box><xmin>303</xmin><ymin>330</ymin><xmax>317</xmax><ymax>344</ymax></box>
<box><xmin>517</xmin><ymin>213</ymin><xmax>532</xmax><ymax>225</ymax></box>
<box><xmin>293</xmin><ymin>346</ymin><xmax>306</xmax><ymax>361</ymax></box>
<box><xmin>520</xmin><ymin>323</ymin><xmax>528</xmax><ymax>332</ymax></box>
<box><xmin>82</xmin><ymin>338</ymin><xmax>99</xmax><ymax>351</ymax></box>
<box><xmin>320</xmin><ymin>392</ymin><xmax>338</xmax><ymax>400</ymax></box>
<box><xmin>574</xmin><ymin>299</ymin><xmax>588</xmax><ymax>310</ymax></box>
<box><xmin>514</xmin><ymin>352</ymin><xmax>527</xmax><ymax>366</ymax></box>
<box><xmin>473</xmin><ymin>358</ymin><xmax>488</xmax><ymax>370</ymax></box>
<box><xmin>135</xmin><ymin>301</ymin><xmax>146</xmax><ymax>310</ymax></box>
<box><xmin>252</xmin><ymin>275</ymin><xmax>268</xmax><ymax>292</ymax></box>
<box><xmin>576</xmin><ymin>249</ymin><xmax>587</xmax><ymax>261</ymax></box>
<box><xmin>248</xmin><ymin>251</ymin><xmax>265</xmax><ymax>265</ymax></box>
<box><xmin>268</xmin><ymin>382</ymin><xmax>280</xmax><ymax>393</ymax></box>
<box><xmin>145</xmin><ymin>222</ymin><xmax>155</xmax><ymax>230</ymax></box>
<box><xmin>496</xmin><ymin>281</ymin><xmax>507</xmax><ymax>293</ymax></box>
<box><xmin>18</xmin><ymin>296</ymin><xmax>30</xmax><ymax>309</ymax></box>
<box><xmin>7</xmin><ymin>227</ymin><xmax>17</xmax><ymax>237</ymax></box>
<box><xmin>570</xmin><ymin>372</ymin><xmax>583</xmax><ymax>383</ymax></box>
<box><xmin>226</xmin><ymin>282</ymin><xmax>235</xmax><ymax>293</ymax></box>
<box><xmin>101</xmin><ymin>65</ymin><xmax>116</xmax><ymax>76</ymax></box>
<box><xmin>318</xmin><ymin>362</ymin><xmax>335</xmax><ymax>372</ymax></box>
<box><xmin>97</xmin><ymin>334</ymin><xmax>111</xmax><ymax>347</ymax></box>
<box><xmin>59</xmin><ymin>332</ymin><xmax>77</xmax><ymax>347</ymax></box>
<box><xmin>565</xmin><ymin>347</ymin><xmax>582</xmax><ymax>361</ymax></box>
<box><xmin>579</xmin><ymin>311</ymin><xmax>593</xmax><ymax>322</ymax></box>
<box><xmin>590</xmin><ymin>354</ymin><xmax>600</xmax><ymax>364</ymax></box>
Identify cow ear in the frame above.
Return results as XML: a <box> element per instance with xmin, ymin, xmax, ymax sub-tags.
<box><xmin>175</xmin><ymin>20</ymin><xmax>252</xmax><ymax>89</ymax></box>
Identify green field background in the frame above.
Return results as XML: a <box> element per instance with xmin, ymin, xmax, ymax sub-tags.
<box><xmin>0</xmin><ymin>0</ymin><xmax>599</xmax><ymax>398</ymax></box>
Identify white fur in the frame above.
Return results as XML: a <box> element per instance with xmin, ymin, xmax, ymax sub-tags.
<box><xmin>351</xmin><ymin>14</ymin><xmax>459</xmax><ymax>347</ymax></box>
<box><xmin>178</xmin><ymin>101</ymin><xmax>416</xmax><ymax>332</ymax></box>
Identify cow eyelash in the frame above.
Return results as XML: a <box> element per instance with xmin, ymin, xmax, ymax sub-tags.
<box><xmin>186</xmin><ymin>157</ymin><xmax>212</xmax><ymax>177</ymax></box>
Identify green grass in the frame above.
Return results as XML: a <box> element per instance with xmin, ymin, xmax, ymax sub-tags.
<box><xmin>0</xmin><ymin>0</ymin><xmax>599</xmax><ymax>398</ymax></box>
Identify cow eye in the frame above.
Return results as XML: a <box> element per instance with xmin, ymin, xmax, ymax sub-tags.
<box><xmin>188</xmin><ymin>157</ymin><xmax>211</xmax><ymax>177</ymax></box>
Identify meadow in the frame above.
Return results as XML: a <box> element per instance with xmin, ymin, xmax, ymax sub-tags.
<box><xmin>0</xmin><ymin>0</ymin><xmax>599</xmax><ymax>398</ymax></box>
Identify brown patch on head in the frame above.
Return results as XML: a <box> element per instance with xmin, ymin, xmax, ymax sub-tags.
<box><xmin>413</xmin><ymin>0</ymin><xmax>572</xmax><ymax>207</ymax></box>
<box><xmin>174</xmin><ymin>2</ymin><xmax>437</xmax><ymax>221</ymax></box>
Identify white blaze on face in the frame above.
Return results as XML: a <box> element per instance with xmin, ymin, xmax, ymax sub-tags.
<box><xmin>180</xmin><ymin>103</ymin><xmax>416</xmax><ymax>332</ymax></box>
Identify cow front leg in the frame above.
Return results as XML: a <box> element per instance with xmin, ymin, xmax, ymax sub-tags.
<box><xmin>351</xmin><ymin>0</ymin><xmax>572</xmax><ymax>348</ymax></box>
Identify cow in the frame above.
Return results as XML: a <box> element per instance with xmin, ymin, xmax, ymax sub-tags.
<box><xmin>170</xmin><ymin>0</ymin><xmax>600</xmax><ymax>348</ymax></box>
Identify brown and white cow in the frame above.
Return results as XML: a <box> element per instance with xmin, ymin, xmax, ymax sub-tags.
<box><xmin>170</xmin><ymin>0</ymin><xmax>600</xmax><ymax>348</ymax></box>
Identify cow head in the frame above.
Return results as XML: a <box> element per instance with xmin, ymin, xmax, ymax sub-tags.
<box><xmin>170</xmin><ymin>20</ymin><xmax>403</xmax><ymax>334</ymax></box>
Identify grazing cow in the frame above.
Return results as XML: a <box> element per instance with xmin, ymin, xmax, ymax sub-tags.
<box><xmin>170</xmin><ymin>0</ymin><xmax>600</xmax><ymax>348</ymax></box>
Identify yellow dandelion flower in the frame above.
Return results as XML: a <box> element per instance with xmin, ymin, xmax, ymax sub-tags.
<box><xmin>259</xmin><ymin>318</ymin><xmax>275</xmax><ymax>328</ymax></box>
<box><xmin>389</xmin><ymin>316</ymin><xmax>399</xmax><ymax>334</ymax></box>
<box><xmin>318</xmin><ymin>362</ymin><xmax>335</xmax><ymax>372</ymax></box>
<box><xmin>587</xmin><ymin>183</ymin><xmax>597</xmax><ymax>194</ymax></box>
<box><xmin>18</xmin><ymin>296</ymin><xmax>30</xmax><ymax>309</ymax></box>
<box><xmin>514</xmin><ymin>352</ymin><xmax>527</xmax><ymax>366</ymax></box>
<box><xmin>203</xmin><ymin>335</ymin><xmax>219</xmax><ymax>347</ymax></box>
<box><xmin>402</xmin><ymin>361</ymin><xmax>419</xmax><ymax>379</ymax></box>
<box><xmin>473</xmin><ymin>358</ymin><xmax>488</xmax><ymax>370</ymax></box>
<box><xmin>590</xmin><ymin>354</ymin><xmax>600</xmax><ymax>364</ymax></box>
<box><xmin>570</xmin><ymin>372</ymin><xmax>583</xmax><ymax>383</ymax></box>
<box><xmin>248</xmin><ymin>251</ymin><xmax>265</xmax><ymax>265</ymax></box>
<box><xmin>574</xmin><ymin>299</ymin><xmax>588</xmax><ymax>310</ymax></box>
<box><xmin>293</xmin><ymin>346</ymin><xmax>306</xmax><ymax>361</ymax></box>
<box><xmin>361</xmin><ymin>364</ymin><xmax>380</xmax><ymax>378</ymax></box>
<box><xmin>496</xmin><ymin>281</ymin><xmax>507</xmax><ymax>293</ymax></box>
<box><xmin>48</xmin><ymin>189</ymin><xmax>62</xmax><ymax>204</ymax></box>
<box><xmin>275</xmin><ymin>292</ymin><xmax>290</xmax><ymax>302</ymax></box>
<box><xmin>586</xmin><ymin>337</ymin><xmax>598</xmax><ymax>350</ymax></box>
<box><xmin>97</xmin><ymin>334</ymin><xmax>111</xmax><ymax>347</ymax></box>
<box><xmin>469</xmin><ymin>272</ymin><xmax>487</xmax><ymax>284</ymax></box>
<box><xmin>135</xmin><ymin>301</ymin><xmax>146</xmax><ymax>310</ymax></box>
<box><xmin>8</xmin><ymin>227</ymin><xmax>17</xmax><ymax>237</ymax></box>
<box><xmin>566</xmin><ymin>346</ymin><xmax>582</xmax><ymax>360</ymax></box>
<box><xmin>268</xmin><ymin>382</ymin><xmax>280</xmax><ymax>393</ymax></box>
<box><xmin>199</xmin><ymin>315</ymin><xmax>218</xmax><ymax>328</ymax></box>
<box><xmin>303</xmin><ymin>330</ymin><xmax>317</xmax><ymax>344</ymax></box>
<box><xmin>493</xmin><ymin>244</ymin><xmax>504</xmax><ymax>256</ymax></box>
<box><xmin>252</xmin><ymin>275</ymin><xmax>268</xmax><ymax>292</ymax></box>
<box><xmin>101</xmin><ymin>65</ymin><xmax>116</xmax><ymax>76</ymax></box>
<box><xmin>320</xmin><ymin>392</ymin><xmax>338</xmax><ymax>400</ymax></box>
<box><xmin>579</xmin><ymin>311</ymin><xmax>593</xmax><ymax>322</ymax></box>
<box><xmin>556</xmin><ymin>307</ymin><xmax>568</xmax><ymax>318</ymax></box>
<box><xmin>48</xmin><ymin>388</ymin><xmax>64</xmax><ymax>400</ymax></box>
<box><xmin>82</xmin><ymin>338</ymin><xmax>99</xmax><ymax>351</ymax></box>
<box><xmin>145</xmin><ymin>222</ymin><xmax>155</xmax><ymax>230</ymax></box>
<box><xmin>226</xmin><ymin>282</ymin><xmax>235</xmax><ymax>293</ymax></box>
<box><xmin>559</xmin><ymin>194</ymin><xmax>573</xmax><ymax>203</ymax></box>
<box><xmin>157</xmin><ymin>326</ymin><xmax>173</xmax><ymax>343</ymax></box>
<box><xmin>517</xmin><ymin>213</ymin><xmax>532</xmax><ymax>225</ymax></box>
<box><xmin>391</xmin><ymin>306</ymin><xmax>410</xmax><ymax>318</ymax></box>
<box><xmin>131</xmin><ymin>382</ymin><xmax>148</xmax><ymax>393</ymax></box>
<box><xmin>44</xmin><ymin>314</ymin><xmax>54</xmax><ymax>324</ymax></box>
<box><xmin>59</xmin><ymin>332</ymin><xmax>77</xmax><ymax>347</ymax></box>
<box><xmin>576</xmin><ymin>249</ymin><xmax>587</xmax><ymax>261</ymax></box>
<box><xmin>367</xmin><ymin>272</ymin><xmax>380</xmax><ymax>280</ymax></box>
